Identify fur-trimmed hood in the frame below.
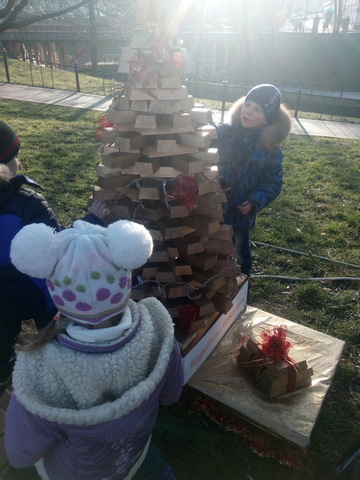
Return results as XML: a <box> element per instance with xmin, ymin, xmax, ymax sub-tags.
<box><xmin>11</xmin><ymin>298</ymin><xmax>176</xmax><ymax>426</ymax></box>
<box><xmin>229</xmin><ymin>96</ymin><xmax>292</xmax><ymax>152</ymax></box>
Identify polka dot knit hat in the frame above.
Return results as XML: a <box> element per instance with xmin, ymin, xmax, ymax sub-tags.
<box><xmin>10</xmin><ymin>219</ymin><xmax>153</xmax><ymax>325</ymax></box>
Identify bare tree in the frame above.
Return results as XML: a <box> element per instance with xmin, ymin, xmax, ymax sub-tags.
<box><xmin>0</xmin><ymin>0</ymin><xmax>97</xmax><ymax>32</ymax></box>
<box><xmin>0</xmin><ymin>0</ymin><xmax>137</xmax><ymax>69</ymax></box>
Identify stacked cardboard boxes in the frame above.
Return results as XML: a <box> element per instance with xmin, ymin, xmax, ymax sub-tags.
<box><xmin>237</xmin><ymin>335</ymin><xmax>314</xmax><ymax>398</ymax></box>
<box><xmin>89</xmin><ymin>22</ymin><xmax>245</xmax><ymax>356</ymax></box>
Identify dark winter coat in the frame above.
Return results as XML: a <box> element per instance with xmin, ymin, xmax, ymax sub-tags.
<box><xmin>215</xmin><ymin>97</ymin><xmax>292</xmax><ymax>230</ymax></box>
<box><xmin>0</xmin><ymin>175</ymin><xmax>102</xmax><ymax>321</ymax></box>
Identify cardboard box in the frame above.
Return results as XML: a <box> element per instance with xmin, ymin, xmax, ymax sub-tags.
<box><xmin>181</xmin><ymin>279</ymin><xmax>248</xmax><ymax>383</ymax></box>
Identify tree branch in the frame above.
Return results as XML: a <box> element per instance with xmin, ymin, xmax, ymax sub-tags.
<box><xmin>0</xmin><ymin>0</ymin><xmax>97</xmax><ymax>32</ymax></box>
<box><xmin>0</xmin><ymin>0</ymin><xmax>22</xmax><ymax>20</ymax></box>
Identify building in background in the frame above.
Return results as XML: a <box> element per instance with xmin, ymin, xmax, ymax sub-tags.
<box><xmin>342</xmin><ymin>0</ymin><xmax>360</xmax><ymax>30</ymax></box>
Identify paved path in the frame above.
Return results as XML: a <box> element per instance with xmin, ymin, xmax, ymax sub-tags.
<box><xmin>1</xmin><ymin>83</ymin><xmax>360</xmax><ymax>140</ymax></box>
<box><xmin>0</xmin><ymin>83</ymin><xmax>112</xmax><ymax>112</ymax></box>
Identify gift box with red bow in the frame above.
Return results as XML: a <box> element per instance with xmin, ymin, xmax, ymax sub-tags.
<box><xmin>237</xmin><ymin>325</ymin><xmax>313</xmax><ymax>398</ymax></box>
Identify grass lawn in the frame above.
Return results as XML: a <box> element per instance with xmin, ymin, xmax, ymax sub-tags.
<box><xmin>0</xmin><ymin>95</ymin><xmax>359</xmax><ymax>480</ymax></box>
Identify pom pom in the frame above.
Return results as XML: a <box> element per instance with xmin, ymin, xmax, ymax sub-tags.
<box><xmin>10</xmin><ymin>224</ymin><xmax>57</xmax><ymax>278</ymax></box>
<box><xmin>107</xmin><ymin>220</ymin><xmax>153</xmax><ymax>270</ymax></box>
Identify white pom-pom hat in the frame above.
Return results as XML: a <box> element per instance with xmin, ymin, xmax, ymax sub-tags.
<box><xmin>10</xmin><ymin>219</ymin><xmax>153</xmax><ymax>325</ymax></box>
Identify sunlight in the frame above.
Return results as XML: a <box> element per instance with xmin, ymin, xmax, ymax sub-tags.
<box><xmin>166</xmin><ymin>0</ymin><xmax>196</xmax><ymax>33</ymax></box>
<box><xmin>135</xmin><ymin>0</ymin><xmax>197</xmax><ymax>33</ymax></box>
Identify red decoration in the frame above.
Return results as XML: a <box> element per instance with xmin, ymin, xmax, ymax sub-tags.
<box><xmin>178</xmin><ymin>304</ymin><xmax>199</xmax><ymax>334</ymax></box>
<box><xmin>259</xmin><ymin>325</ymin><xmax>292</xmax><ymax>363</ymax></box>
<box><xmin>128</xmin><ymin>53</ymin><xmax>157</xmax><ymax>85</ymax></box>
<box><xmin>168</xmin><ymin>175</ymin><xmax>199</xmax><ymax>213</ymax></box>
<box><xmin>96</xmin><ymin>114</ymin><xmax>114</xmax><ymax>140</ymax></box>
<box><xmin>241</xmin><ymin>326</ymin><xmax>300</xmax><ymax>394</ymax></box>
<box><xmin>180</xmin><ymin>390</ymin><xmax>303</xmax><ymax>470</ymax></box>
<box><xmin>172</xmin><ymin>51</ymin><xmax>183</xmax><ymax>69</ymax></box>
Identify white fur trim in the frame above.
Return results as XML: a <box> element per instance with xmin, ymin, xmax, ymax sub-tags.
<box><xmin>107</xmin><ymin>220</ymin><xmax>153</xmax><ymax>270</ymax></box>
<box><xmin>10</xmin><ymin>224</ymin><xmax>57</xmax><ymax>278</ymax></box>
<box><xmin>12</xmin><ymin>299</ymin><xmax>175</xmax><ymax>426</ymax></box>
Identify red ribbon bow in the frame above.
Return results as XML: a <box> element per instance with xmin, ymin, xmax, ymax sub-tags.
<box><xmin>259</xmin><ymin>325</ymin><xmax>292</xmax><ymax>362</ymax></box>
<box><xmin>238</xmin><ymin>325</ymin><xmax>300</xmax><ymax>395</ymax></box>
<box><xmin>168</xmin><ymin>175</ymin><xmax>199</xmax><ymax>213</ymax></box>
<box><xmin>253</xmin><ymin>325</ymin><xmax>299</xmax><ymax>394</ymax></box>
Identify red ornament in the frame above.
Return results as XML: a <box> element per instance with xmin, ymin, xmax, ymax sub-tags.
<box><xmin>178</xmin><ymin>304</ymin><xmax>199</xmax><ymax>334</ymax></box>
<box><xmin>168</xmin><ymin>175</ymin><xmax>199</xmax><ymax>213</ymax></box>
<box><xmin>128</xmin><ymin>53</ymin><xmax>157</xmax><ymax>85</ymax></box>
<box><xmin>96</xmin><ymin>114</ymin><xmax>114</xmax><ymax>140</ymax></box>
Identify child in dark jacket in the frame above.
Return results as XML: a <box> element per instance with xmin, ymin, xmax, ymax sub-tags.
<box><xmin>6</xmin><ymin>219</ymin><xmax>184</xmax><ymax>480</ymax></box>
<box><xmin>216</xmin><ymin>84</ymin><xmax>292</xmax><ymax>275</ymax></box>
<box><xmin>0</xmin><ymin>121</ymin><xmax>106</xmax><ymax>395</ymax></box>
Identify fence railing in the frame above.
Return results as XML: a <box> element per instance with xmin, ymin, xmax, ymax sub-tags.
<box><xmin>1</xmin><ymin>49</ymin><xmax>360</xmax><ymax>120</ymax></box>
<box><xmin>1</xmin><ymin>49</ymin><xmax>124</xmax><ymax>97</ymax></box>
<box><xmin>183</xmin><ymin>78</ymin><xmax>360</xmax><ymax>120</ymax></box>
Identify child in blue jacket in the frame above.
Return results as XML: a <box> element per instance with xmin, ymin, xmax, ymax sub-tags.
<box><xmin>216</xmin><ymin>84</ymin><xmax>292</xmax><ymax>275</ymax></box>
<box><xmin>0</xmin><ymin>121</ymin><xmax>106</xmax><ymax>396</ymax></box>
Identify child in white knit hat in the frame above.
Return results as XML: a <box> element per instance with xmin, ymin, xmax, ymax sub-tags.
<box><xmin>5</xmin><ymin>219</ymin><xmax>184</xmax><ymax>480</ymax></box>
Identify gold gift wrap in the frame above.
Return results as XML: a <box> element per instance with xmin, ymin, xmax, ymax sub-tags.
<box><xmin>187</xmin><ymin>306</ymin><xmax>345</xmax><ymax>462</ymax></box>
<box><xmin>237</xmin><ymin>331</ymin><xmax>314</xmax><ymax>399</ymax></box>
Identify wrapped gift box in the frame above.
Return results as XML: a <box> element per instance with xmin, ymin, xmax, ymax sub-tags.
<box><xmin>186</xmin><ymin>306</ymin><xmax>345</xmax><ymax>466</ymax></box>
<box><xmin>237</xmin><ymin>330</ymin><xmax>314</xmax><ymax>399</ymax></box>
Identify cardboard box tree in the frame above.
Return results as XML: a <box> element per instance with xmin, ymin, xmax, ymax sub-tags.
<box><xmin>90</xmin><ymin>0</ymin><xmax>246</xmax><ymax>350</ymax></box>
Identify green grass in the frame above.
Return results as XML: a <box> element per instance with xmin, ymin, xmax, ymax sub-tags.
<box><xmin>1</xmin><ymin>99</ymin><xmax>101</xmax><ymax>227</ymax></box>
<box><xmin>0</xmin><ymin>97</ymin><xmax>359</xmax><ymax>480</ymax></box>
<box><xmin>1</xmin><ymin>57</ymin><xmax>124</xmax><ymax>97</ymax></box>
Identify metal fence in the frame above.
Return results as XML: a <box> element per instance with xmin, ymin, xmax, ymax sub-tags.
<box><xmin>183</xmin><ymin>79</ymin><xmax>360</xmax><ymax>120</ymax></box>
<box><xmin>1</xmin><ymin>49</ymin><xmax>123</xmax><ymax>96</ymax></box>
<box><xmin>1</xmin><ymin>49</ymin><xmax>359</xmax><ymax>120</ymax></box>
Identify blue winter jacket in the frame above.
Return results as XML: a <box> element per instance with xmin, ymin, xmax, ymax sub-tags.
<box><xmin>215</xmin><ymin>97</ymin><xmax>292</xmax><ymax>230</ymax></box>
<box><xmin>0</xmin><ymin>175</ymin><xmax>102</xmax><ymax>321</ymax></box>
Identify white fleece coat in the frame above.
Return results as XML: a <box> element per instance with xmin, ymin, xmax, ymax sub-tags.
<box><xmin>5</xmin><ymin>298</ymin><xmax>184</xmax><ymax>480</ymax></box>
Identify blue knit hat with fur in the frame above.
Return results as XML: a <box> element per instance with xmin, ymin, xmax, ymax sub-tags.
<box><xmin>245</xmin><ymin>84</ymin><xmax>281</xmax><ymax>124</ymax></box>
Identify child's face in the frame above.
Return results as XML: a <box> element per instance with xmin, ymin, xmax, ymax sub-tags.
<box><xmin>6</xmin><ymin>155</ymin><xmax>21</xmax><ymax>177</ymax></box>
<box><xmin>240</xmin><ymin>102</ymin><xmax>266</xmax><ymax>129</ymax></box>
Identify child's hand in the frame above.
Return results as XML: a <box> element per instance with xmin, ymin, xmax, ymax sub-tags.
<box><xmin>237</xmin><ymin>201</ymin><xmax>253</xmax><ymax>215</ymax></box>
<box><xmin>89</xmin><ymin>200</ymin><xmax>110</xmax><ymax>220</ymax></box>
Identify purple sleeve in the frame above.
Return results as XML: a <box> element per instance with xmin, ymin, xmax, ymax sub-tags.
<box><xmin>158</xmin><ymin>340</ymin><xmax>184</xmax><ymax>405</ymax></box>
<box><xmin>5</xmin><ymin>394</ymin><xmax>62</xmax><ymax>469</ymax></box>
